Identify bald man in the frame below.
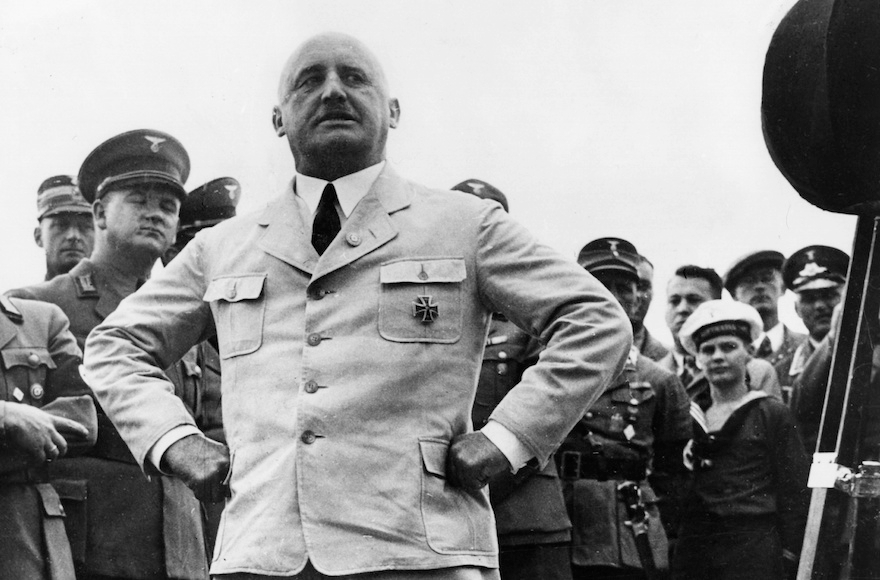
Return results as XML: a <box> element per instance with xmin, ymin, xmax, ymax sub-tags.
<box><xmin>83</xmin><ymin>33</ymin><xmax>632</xmax><ymax>579</ymax></box>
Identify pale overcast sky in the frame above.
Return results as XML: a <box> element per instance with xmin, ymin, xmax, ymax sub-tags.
<box><xmin>0</xmin><ymin>0</ymin><xmax>857</xmax><ymax>341</ymax></box>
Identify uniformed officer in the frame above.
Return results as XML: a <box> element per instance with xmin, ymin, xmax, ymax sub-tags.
<box><xmin>774</xmin><ymin>245</ymin><xmax>849</xmax><ymax>401</ymax></box>
<box><xmin>724</xmin><ymin>251</ymin><xmax>806</xmax><ymax>366</ymax></box>
<box><xmin>674</xmin><ymin>300</ymin><xmax>809</xmax><ymax>580</ymax></box>
<box><xmin>563</xmin><ymin>238</ymin><xmax>691</xmax><ymax>579</ymax></box>
<box><xmin>162</xmin><ymin>177</ymin><xmax>240</xmax><ymax>556</ymax></box>
<box><xmin>452</xmin><ymin>179</ymin><xmax>572</xmax><ymax>580</ymax></box>
<box><xmin>0</xmin><ymin>295</ymin><xmax>97</xmax><ymax>580</ymax></box>
<box><xmin>32</xmin><ymin>176</ymin><xmax>94</xmax><ymax>281</ymax></box>
<box><xmin>632</xmin><ymin>254</ymin><xmax>669</xmax><ymax>362</ymax></box>
<box><xmin>7</xmin><ymin>129</ymin><xmax>208</xmax><ymax>580</ymax></box>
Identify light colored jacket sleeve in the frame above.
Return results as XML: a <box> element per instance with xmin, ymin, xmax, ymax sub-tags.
<box><xmin>474</xmin><ymin>203</ymin><xmax>633</xmax><ymax>464</ymax></box>
<box><xmin>83</xmin><ymin>238</ymin><xmax>214</xmax><ymax>469</ymax></box>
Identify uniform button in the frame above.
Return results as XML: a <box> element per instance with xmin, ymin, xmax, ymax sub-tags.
<box><xmin>301</xmin><ymin>430</ymin><xmax>317</xmax><ymax>444</ymax></box>
<box><xmin>585</xmin><ymin>412</ymin><xmax>594</xmax><ymax>419</ymax></box>
<box><xmin>498</xmin><ymin>351</ymin><xmax>508</xmax><ymax>360</ymax></box>
<box><xmin>346</xmin><ymin>232</ymin><xmax>362</xmax><ymax>246</ymax></box>
<box><xmin>27</xmin><ymin>353</ymin><xmax>40</xmax><ymax>367</ymax></box>
<box><xmin>418</xmin><ymin>271</ymin><xmax>429</xmax><ymax>281</ymax></box>
<box><xmin>309</xmin><ymin>287</ymin><xmax>326</xmax><ymax>300</ymax></box>
<box><xmin>227</xmin><ymin>285</ymin><xmax>237</xmax><ymax>300</ymax></box>
<box><xmin>304</xmin><ymin>380</ymin><xmax>319</xmax><ymax>394</ymax></box>
<box><xmin>496</xmin><ymin>363</ymin><xmax>508</xmax><ymax>376</ymax></box>
<box><xmin>30</xmin><ymin>384</ymin><xmax>45</xmax><ymax>400</ymax></box>
<box><xmin>307</xmin><ymin>333</ymin><xmax>323</xmax><ymax>346</ymax></box>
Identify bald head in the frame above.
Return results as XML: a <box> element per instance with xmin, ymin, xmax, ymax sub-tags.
<box><xmin>272</xmin><ymin>33</ymin><xmax>400</xmax><ymax>180</ymax></box>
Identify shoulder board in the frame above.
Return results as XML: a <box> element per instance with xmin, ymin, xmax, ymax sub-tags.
<box><xmin>74</xmin><ymin>273</ymin><xmax>99</xmax><ymax>297</ymax></box>
<box><xmin>0</xmin><ymin>295</ymin><xmax>23</xmax><ymax>323</ymax></box>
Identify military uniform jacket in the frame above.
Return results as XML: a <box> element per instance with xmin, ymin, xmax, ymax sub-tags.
<box><xmin>634</xmin><ymin>326</ymin><xmax>669</xmax><ymax>363</ymax></box>
<box><xmin>83</xmin><ymin>166</ymin><xmax>632</xmax><ymax>576</ymax></box>
<box><xmin>562</xmin><ymin>347</ymin><xmax>691</xmax><ymax>569</ymax></box>
<box><xmin>760</xmin><ymin>325</ymin><xmax>807</xmax><ymax>368</ymax></box>
<box><xmin>7</xmin><ymin>259</ymin><xmax>208</xmax><ymax>580</ymax></box>
<box><xmin>774</xmin><ymin>339</ymin><xmax>817</xmax><ymax>404</ymax></box>
<box><xmin>0</xmin><ymin>297</ymin><xmax>96</xmax><ymax>580</ymax></box>
<box><xmin>472</xmin><ymin>316</ymin><xmax>571</xmax><ymax>546</ymax></box>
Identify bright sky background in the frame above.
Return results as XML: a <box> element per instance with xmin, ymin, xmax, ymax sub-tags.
<box><xmin>0</xmin><ymin>0</ymin><xmax>858</xmax><ymax>343</ymax></box>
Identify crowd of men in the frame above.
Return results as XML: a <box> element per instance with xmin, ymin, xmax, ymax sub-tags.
<box><xmin>0</xmin><ymin>31</ymin><xmax>864</xmax><ymax>580</ymax></box>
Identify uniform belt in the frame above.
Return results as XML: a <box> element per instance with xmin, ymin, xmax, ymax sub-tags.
<box><xmin>557</xmin><ymin>450</ymin><xmax>646</xmax><ymax>481</ymax></box>
<box><xmin>0</xmin><ymin>465</ymin><xmax>49</xmax><ymax>485</ymax></box>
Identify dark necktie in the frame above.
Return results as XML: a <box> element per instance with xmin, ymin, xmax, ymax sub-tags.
<box><xmin>312</xmin><ymin>183</ymin><xmax>341</xmax><ymax>255</ymax></box>
<box><xmin>681</xmin><ymin>355</ymin><xmax>698</xmax><ymax>386</ymax></box>
<box><xmin>756</xmin><ymin>336</ymin><xmax>773</xmax><ymax>359</ymax></box>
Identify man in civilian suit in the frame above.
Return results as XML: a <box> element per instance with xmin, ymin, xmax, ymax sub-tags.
<box><xmin>82</xmin><ymin>33</ymin><xmax>633</xmax><ymax>580</ymax></box>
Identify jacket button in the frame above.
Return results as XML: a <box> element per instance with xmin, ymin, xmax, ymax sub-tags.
<box><xmin>496</xmin><ymin>363</ymin><xmax>508</xmax><ymax>376</ymax></box>
<box><xmin>346</xmin><ymin>232</ymin><xmax>362</xmax><ymax>246</ymax></box>
<box><xmin>307</xmin><ymin>333</ymin><xmax>323</xmax><ymax>346</ymax></box>
<box><xmin>227</xmin><ymin>285</ymin><xmax>237</xmax><ymax>300</ymax></box>
<box><xmin>309</xmin><ymin>287</ymin><xmax>326</xmax><ymax>300</ymax></box>
<box><xmin>27</xmin><ymin>353</ymin><xmax>40</xmax><ymax>367</ymax></box>
<box><xmin>301</xmin><ymin>430</ymin><xmax>317</xmax><ymax>444</ymax></box>
<box><xmin>498</xmin><ymin>351</ymin><xmax>508</xmax><ymax>360</ymax></box>
<box><xmin>30</xmin><ymin>384</ymin><xmax>45</xmax><ymax>400</ymax></box>
<box><xmin>585</xmin><ymin>412</ymin><xmax>594</xmax><ymax>419</ymax></box>
<box><xmin>304</xmin><ymin>380</ymin><xmax>319</xmax><ymax>394</ymax></box>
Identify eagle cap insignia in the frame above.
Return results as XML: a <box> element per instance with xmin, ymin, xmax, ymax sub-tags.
<box><xmin>412</xmin><ymin>295</ymin><xmax>439</xmax><ymax>323</ymax></box>
<box><xmin>224</xmin><ymin>185</ymin><xmax>238</xmax><ymax>199</ymax></box>
<box><xmin>798</xmin><ymin>262</ymin><xmax>827</xmax><ymax>279</ymax></box>
<box><xmin>145</xmin><ymin>135</ymin><xmax>166</xmax><ymax>153</ymax></box>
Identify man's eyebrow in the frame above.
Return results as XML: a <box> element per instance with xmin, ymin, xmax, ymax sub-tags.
<box><xmin>292</xmin><ymin>64</ymin><xmax>325</xmax><ymax>84</ymax></box>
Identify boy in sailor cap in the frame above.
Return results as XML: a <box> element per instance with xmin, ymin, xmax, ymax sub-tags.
<box><xmin>672</xmin><ymin>300</ymin><xmax>809</xmax><ymax>580</ymax></box>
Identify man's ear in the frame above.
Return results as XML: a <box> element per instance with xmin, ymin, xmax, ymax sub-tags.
<box><xmin>93</xmin><ymin>199</ymin><xmax>108</xmax><ymax>230</ymax></box>
<box><xmin>33</xmin><ymin>225</ymin><xmax>43</xmax><ymax>248</ymax></box>
<box><xmin>272</xmin><ymin>106</ymin><xmax>285</xmax><ymax>137</ymax></box>
<box><xmin>388</xmin><ymin>98</ymin><xmax>400</xmax><ymax>129</ymax></box>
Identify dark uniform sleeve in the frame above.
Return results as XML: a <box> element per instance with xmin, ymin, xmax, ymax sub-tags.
<box><xmin>766</xmin><ymin>401</ymin><xmax>811</xmax><ymax>560</ymax></box>
<box><xmin>649</xmin><ymin>372</ymin><xmax>691</xmax><ymax>538</ymax></box>
<box><xmin>790</xmin><ymin>338</ymin><xmax>833</xmax><ymax>454</ymax></box>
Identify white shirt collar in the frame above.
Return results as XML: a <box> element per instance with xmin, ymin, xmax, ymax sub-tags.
<box><xmin>752</xmin><ymin>321</ymin><xmax>784</xmax><ymax>352</ymax></box>
<box><xmin>294</xmin><ymin>161</ymin><xmax>386</xmax><ymax>218</ymax></box>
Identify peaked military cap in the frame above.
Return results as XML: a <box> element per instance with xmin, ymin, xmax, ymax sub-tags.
<box><xmin>78</xmin><ymin>129</ymin><xmax>190</xmax><ymax>203</ymax></box>
<box><xmin>679</xmin><ymin>299</ymin><xmax>764</xmax><ymax>356</ymax></box>
<box><xmin>37</xmin><ymin>175</ymin><xmax>91</xmax><ymax>219</ymax></box>
<box><xmin>179</xmin><ymin>177</ymin><xmax>241</xmax><ymax>233</ymax></box>
<box><xmin>577</xmin><ymin>237</ymin><xmax>640</xmax><ymax>283</ymax></box>
<box><xmin>783</xmin><ymin>245</ymin><xmax>849</xmax><ymax>292</ymax></box>
<box><xmin>723</xmin><ymin>250</ymin><xmax>785</xmax><ymax>293</ymax></box>
<box><xmin>451</xmin><ymin>179</ymin><xmax>509</xmax><ymax>213</ymax></box>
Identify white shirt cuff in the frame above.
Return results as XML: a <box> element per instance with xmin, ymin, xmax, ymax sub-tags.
<box><xmin>481</xmin><ymin>420</ymin><xmax>533</xmax><ymax>473</ymax></box>
<box><xmin>147</xmin><ymin>425</ymin><xmax>202</xmax><ymax>474</ymax></box>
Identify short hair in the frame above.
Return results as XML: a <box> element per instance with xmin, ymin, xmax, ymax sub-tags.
<box><xmin>673</xmin><ymin>265</ymin><xmax>723</xmax><ymax>299</ymax></box>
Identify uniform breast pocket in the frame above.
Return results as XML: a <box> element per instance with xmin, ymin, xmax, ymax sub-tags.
<box><xmin>1</xmin><ymin>347</ymin><xmax>56</xmax><ymax>404</ymax></box>
<box><xmin>378</xmin><ymin>258</ymin><xmax>466</xmax><ymax>343</ymax></box>
<box><xmin>203</xmin><ymin>274</ymin><xmax>267</xmax><ymax>359</ymax></box>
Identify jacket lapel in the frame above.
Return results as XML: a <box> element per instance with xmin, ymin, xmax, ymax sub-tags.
<box><xmin>311</xmin><ymin>167</ymin><xmax>410</xmax><ymax>282</ymax></box>
<box><xmin>0</xmin><ymin>314</ymin><xmax>17</xmax><ymax>350</ymax></box>
<box><xmin>257</xmin><ymin>182</ymin><xmax>318</xmax><ymax>276</ymax></box>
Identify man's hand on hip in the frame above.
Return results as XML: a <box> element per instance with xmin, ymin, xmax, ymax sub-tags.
<box><xmin>161</xmin><ymin>434</ymin><xmax>230</xmax><ymax>502</ymax></box>
<box><xmin>446</xmin><ymin>431</ymin><xmax>510</xmax><ymax>491</ymax></box>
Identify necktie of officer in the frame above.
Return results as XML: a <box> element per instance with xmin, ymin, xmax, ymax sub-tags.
<box><xmin>756</xmin><ymin>335</ymin><xmax>773</xmax><ymax>359</ymax></box>
<box><xmin>312</xmin><ymin>183</ymin><xmax>341</xmax><ymax>255</ymax></box>
<box><xmin>681</xmin><ymin>355</ymin><xmax>698</xmax><ymax>387</ymax></box>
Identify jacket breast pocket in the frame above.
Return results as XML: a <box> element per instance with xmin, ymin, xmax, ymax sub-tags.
<box><xmin>1</xmin><ymin>347</ymin><xmax>56</xmax><ymax>405</ymax></box>
<box><xmin>203</xmin><ymin>274</ymin><xmax>267</xmax><ymax>359</ymax></box>
<box><xmin>379</xmin><ymin>258</ymin><xmax>466</xmax><ymax>343</ymax></box>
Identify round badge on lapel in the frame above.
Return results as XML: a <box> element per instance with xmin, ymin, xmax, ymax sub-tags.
<box><xmin>30</xmin><ymin>383</ymin><xmax>45</xmax><ymax>400</ymax></box>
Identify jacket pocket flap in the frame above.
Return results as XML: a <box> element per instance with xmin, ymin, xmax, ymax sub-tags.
<box><xmin>419</xmin><ymin>438</ymin><xmax>449</xmax><ymax>478</ymax></box>
<box><xmin>611</xmin><ymin>383</ymin><xmax>655</xmax><ymax>404</ymax></box>
<box><xmin>203</xmin><ymin>274</ymin><xmax>267</xmax><ymax>302</ymax></box>
<box><xmin>1</xmin><ymin>347</ymin><xmax>56</xmax><ymax>370</ymax></box>
<box><xmin>381</xmin><ymin>259</ymin><xmax>466</xmax><ymax>284</ymax></box>
<box><xmin>51</xmin><ymin>478</ymin><xmax>88</xmax><ymax>502</ymax></box>
<box><xmin>36</xmin><ymin>483</ymin><xmax>65</xmax><ymax>517</ymax></box>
